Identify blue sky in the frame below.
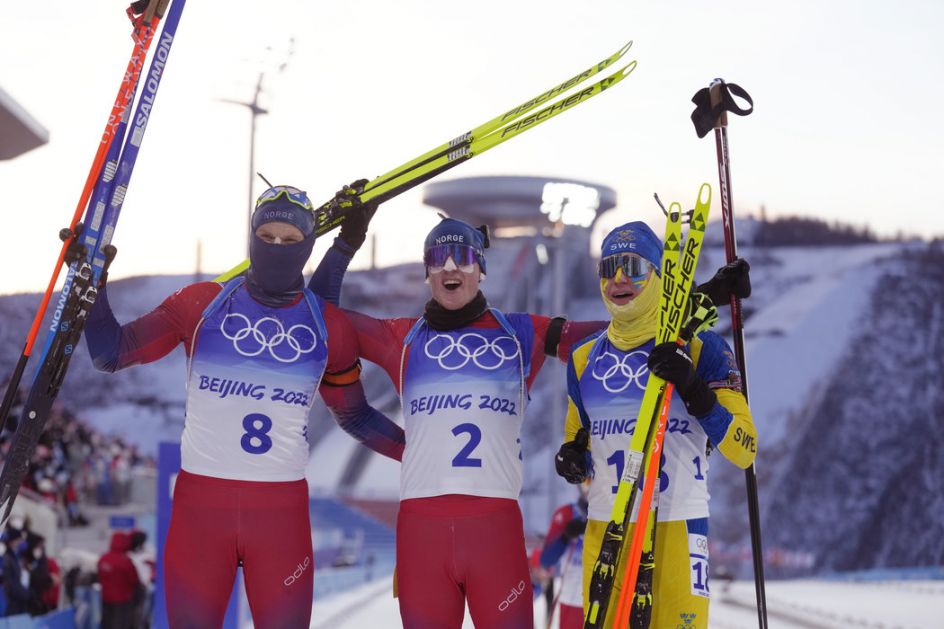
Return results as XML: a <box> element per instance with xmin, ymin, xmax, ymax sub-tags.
<box><xmin>1</xmin><ymin>0</ymin><xmax>942</xmax><ymax>294</ymax></box>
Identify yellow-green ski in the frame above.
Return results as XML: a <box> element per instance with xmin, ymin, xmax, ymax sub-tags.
<box><xmin>616</xmin><ymin>183</ymin><xmax>713</xmax><ymax>628</ymax></box>
<box><xmin>365</xmin><ymin>40</ymin><xmax>633</xmax><ymax>193</ymax></box>
<box><xmin>215</xmin><ymin>43</ymin><xmax>637</xmax><ymax>283</ymax></box>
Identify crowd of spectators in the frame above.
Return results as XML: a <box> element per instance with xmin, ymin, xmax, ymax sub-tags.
<box><xmin>1</xmin><ymin>388</ymin><xmax>155</xmax><ymax>525</ymax></box>
<box><xmin>0</xmin><ymin>517</ymin><xmax>61</xmax><ymax>617</ymax></box>
<box><xmin>0</xmin><ymin>516</ymin><xmax>155</xmax><ymax>624</ymax></box>
<box><xmin>0</xmin><ymin>387</ymin><xmax>157</xmax><ymax>619</ymax></box>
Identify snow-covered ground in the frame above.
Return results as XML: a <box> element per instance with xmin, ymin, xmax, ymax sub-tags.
<box><xmin>307</xmin><ymin>575</ymin><xmax>944</xmax><ymax>628</ymax></box>
<box><xmin>714</xmin><ymin>578</ymin><xmax>944</xmax><ymax>629</ymax></box>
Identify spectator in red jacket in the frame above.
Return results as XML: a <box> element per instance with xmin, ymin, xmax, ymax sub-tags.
<box><xmin>26</xmin><ymin>534</ymin><xmax>59</xmax><ymax>616</ymax></box>
<box><xmin>41</xmin><ymin>555</ymin><xmax>61</xmax><ymax>613</ymax></box>
<box><xmin>97</xmin><ymin>532</ymin><xmax>140</xmax><ymax>628</ymax></box>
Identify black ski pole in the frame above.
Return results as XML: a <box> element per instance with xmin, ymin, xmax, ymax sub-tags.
<box><xmin>0</xmin><ymin>0</ymin><xmax>182</xmax><ymax>527</ymax></box>
<box><xmin>691</xmin><ymin>77</ymin><xmax>768</xmax><ymax>628</ymax></box>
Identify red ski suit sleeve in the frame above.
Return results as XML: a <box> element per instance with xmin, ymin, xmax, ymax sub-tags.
<box><xmin>84</xmin><ymin>282</ymin><xmax>404</xmax><ymax>460</ymax></box>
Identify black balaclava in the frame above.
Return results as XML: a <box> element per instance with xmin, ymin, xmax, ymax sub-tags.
<box><xmin>246</xmin><ymin>185</ymin><xmax>317</xmax><ymax>307</ymax></box>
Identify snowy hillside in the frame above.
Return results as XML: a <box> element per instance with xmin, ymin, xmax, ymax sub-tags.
<box><xmin>2</xmin><ymin>234</ymin><xmax>939</xmax><ymax>578</ymax></box>
<box><xmin>759</xmin><ymin>244</ymin><xmax>944</xmax><ymax>573</ymax></box>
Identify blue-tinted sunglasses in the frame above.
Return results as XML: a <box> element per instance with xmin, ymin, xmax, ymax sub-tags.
<box><xmin>598</xmin><ymin>253</ymin><xmax>654</xmax><ymax>280</ymax></box>
<box><xmin>424</xmin><ymin>244</ymin><xmax>479</xmax><ymax>273</ymax></box>
<box><xmin>255</xmin><ymin>185</ymin><xmax>314</xmax><ymax>212</ymax></box>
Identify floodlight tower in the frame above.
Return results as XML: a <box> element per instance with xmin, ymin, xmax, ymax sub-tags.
<box><xmin>220</xmin><ymin>39</ymin><xmax>295</xmax><ymax>255</ymax></box>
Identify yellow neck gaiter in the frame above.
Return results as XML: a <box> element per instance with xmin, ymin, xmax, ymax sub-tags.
<box><xmin>602</xmin><ymin>272</ymin><xmax>661</xmax><ymax>351</ymax></box>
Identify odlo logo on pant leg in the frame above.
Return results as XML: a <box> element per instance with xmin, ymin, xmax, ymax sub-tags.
<box><xmin>498</xmin><ymin>580</ymin><xmax>526</xmax><ymax>612</ymax></box>
<box><xmin>283</xmin><ymin>556</ymin><xmax>311</xmax><ymax>586</ymax></box>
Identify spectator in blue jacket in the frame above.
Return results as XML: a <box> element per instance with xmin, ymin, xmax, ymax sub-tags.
<box><xmin>1</xmin><ymin>527</ymin><xmax>31</xmax><ymax>616</ymax></box>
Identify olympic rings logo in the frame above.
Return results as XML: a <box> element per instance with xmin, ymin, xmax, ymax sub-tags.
<box><xmin>694</xmin><ymin>536</ymin><xmax>709</xmax><ymax>553</ymax></box>
<box><xmin>221</xmin><ymin>313</ymin><xmax>318</xmax><ymax>363</ymax></box>
<box><xmin>423</xmin><ymin>333</ymin><xmax>520</xmax><ymax>371</ymax></box>
<box><xmin>590</xmin><ymin>351</ymin><xmax>649</xmax><ymax>393</ymax></box>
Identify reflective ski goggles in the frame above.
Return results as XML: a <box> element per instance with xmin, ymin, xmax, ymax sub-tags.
<box><xmin>598</xmin><ymin>253</ymin><xmax>654</xmax><ymax>281</ymax></box>
<box><xmin>255</xmin><ymin>185</ymin><xmax>314</xmax><ymax>212</ymax></box>
<box><xmin>424</xmin><ymin>244</ymin><xmax>479</xmax><ymax>274</ymax></box>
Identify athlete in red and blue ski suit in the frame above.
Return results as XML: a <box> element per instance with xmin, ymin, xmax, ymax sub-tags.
<box><xmin>540</xmin><ymin>496</ymin><xmax>587</xmax><ymax>629</ymax></box>
<box><xmin>312</xmin><ymin>217</ymin><xmax>605</xmax><ymax>628</ymax></box>
<box><xmin>85</xmin><ymin>186</ymin><xmax>403</xmax><ymax>628</ymax></box>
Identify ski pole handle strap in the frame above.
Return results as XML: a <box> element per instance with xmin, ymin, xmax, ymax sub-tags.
<box><xmin>690</xmin><ymin>79</ymin><xmax>754</xmax><ymax>138</ymax></box>
<box><xmin>129</xmin><ymin>0</ymin><xmax>172</xmax><ymax>21</ymax></box>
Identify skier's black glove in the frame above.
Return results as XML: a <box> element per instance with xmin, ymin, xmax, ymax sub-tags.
<box><xmin>647</xmin><ymin>342</ymin><xmax>716</xmax><ymax>418</ymax></box>
<box><xmin>333</xmin><ymin>178</ymin><xmax>378</xmax><ymax>251</ymax></box>
<box><xmin>61</xmin><ymin>223</ymin><xmax>87</xmax><ymax>267</ymax></box>
<box><xmin>696</xmin><ymin>258</ymin><xmax>751</xmax><ymax>307</ymax></box>
<box><xmin>563</xmin><ymin>517</ymin><xmax>588</xmax><ymax>541</ymax></box>
<box><xmin>555</xmin><ymin>427</ymin><xmax>591</xmax><ymax>484</ymax></box>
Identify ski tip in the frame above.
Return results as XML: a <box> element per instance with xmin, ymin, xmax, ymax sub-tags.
<box><xmin>619</xmin><ymin>61</ymin><xmax>638</xmax><ymax>78</ymax></box>
<box><xmin>669</xmin><ymin>201</ymin><xmax>683</xmax><ymax>222</ymax></box>
<box><xmin>620</xmin><ymin>40</ymin><xmax>634</xmax><ymax>55</ymax></box>
<box><xmin>697</xmin><ymin>182</ymin><xmax>712</xmax><ymax>206</ymax></box>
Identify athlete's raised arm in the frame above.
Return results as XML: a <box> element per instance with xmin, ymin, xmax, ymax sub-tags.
<box><xmin>85</xmin><ymin>282</ymin><xmax>219</xmax><ymax>372</ymax></box>
<box><xmin>307</xmin><ymin>184</ymin><xmax>378</xmax><ymax>305</ymax></box>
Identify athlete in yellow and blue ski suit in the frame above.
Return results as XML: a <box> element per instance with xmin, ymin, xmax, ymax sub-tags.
<box><xmin>554</xmin><ymin>221</ymin><xmax>757</xmax><ymax>629</ymax></box>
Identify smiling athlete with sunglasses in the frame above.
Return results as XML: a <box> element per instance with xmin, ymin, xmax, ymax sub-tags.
<box><xmin>555</xmin><ymin>222</ymin><xmax>755</xmax><ymax>629</ymax></box>
<box><xmin>309</xmin><ymin>217</ymin><xmax>603</xmax><ymax>627</ymax></box>
<box><xmin>83</xmin><ymin>184</ymin><xmax>403</xmax><ymax>628</ymax></box>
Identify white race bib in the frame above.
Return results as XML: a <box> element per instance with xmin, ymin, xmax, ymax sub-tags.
<box><xmin>183</xmin><ymin>280</ymin><xmax>328</xmax><ymax>481</ymax></box>
<box><xmin>399</xmin><ymin>313</ymin><xmax>530</xmax><ymax>500</ymax></box>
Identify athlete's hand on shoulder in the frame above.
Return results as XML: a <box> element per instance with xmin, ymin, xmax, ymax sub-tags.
<box><xmin>647</xmin><ymin>343</ymin><xmax>716</xmax><ymax>417</ymax></box>
<box><xmin>555</xmin><ymin>427</ymin><xmax>591</xmax><ymax>484</ymax></box>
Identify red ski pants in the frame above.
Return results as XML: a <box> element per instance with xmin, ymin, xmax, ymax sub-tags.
<box><xmin>396</xmin><ymin>495</ymin><xmax>533</xmax><ymax>629</ymax></box>
<box><xmin>559</xmin><ymin>603</ymin><xmax>583</xmax><ymax>629</ymax></box>
<box><xmin>164</xmin><ymin>471</ymin><xmax>313</xmax><ymax>628</ymax></box>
